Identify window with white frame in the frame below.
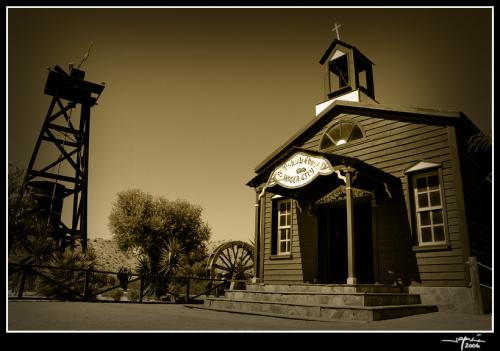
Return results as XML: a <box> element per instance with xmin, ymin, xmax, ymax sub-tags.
<box><xmin>412</xmin><ymin>171</ymin><xmax>446</xmax><ymax>245</ymax></box>
<box><xmin>277</xmin><ymin>199</ymin><xmax>292</xmax><ymax>255</ymax></box>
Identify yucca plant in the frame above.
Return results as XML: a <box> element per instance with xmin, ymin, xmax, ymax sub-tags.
<box><xmin>8</xmin><ymin>164</ymin><xmax>37</xmax><ymax>253</ymax></box>
<box><xmin>135</xmin><ymin>255</ymin><xmax>152</xmax><ymax>296</ymax></box>
<box><xmin>9</xmin><ymin>221</ymin><xmax>58</xmax><ymax>294</ymax></box>
<box><xmin>135</xmin><ymin>255</ymin><xmax>164</xmax><ymax>297</ymax></box>
<box><xmin>36</xmin><ymin>248</ymin><xmax>93</xmax><ymax>299</ymax></box>
<box><xmin>159</xmin><ymin>238</ymin><xmax>184</xmax><ymax>277</ymax></box>
<box><xmin>158</xmin><ymin>238</ymin><xmax>186</xmax><ymax>300</ymax></box>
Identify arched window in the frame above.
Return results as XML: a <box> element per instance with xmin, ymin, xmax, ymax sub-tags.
<box><xmin>320</xmin><ymin>121</ymin><xmax>364</xmax><ymax>149</ymax></box>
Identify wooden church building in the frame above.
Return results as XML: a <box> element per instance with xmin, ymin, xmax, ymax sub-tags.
<box><xmin>246</xmin><ymin>39</ymin><xmax>492</xmax><ymax>314</ymax></box>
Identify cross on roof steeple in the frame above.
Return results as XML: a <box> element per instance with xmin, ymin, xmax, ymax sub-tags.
<box><xmin>332</xmin><ymin>23</ymin><xmax>342</xmax><ymax>40</ymax></box>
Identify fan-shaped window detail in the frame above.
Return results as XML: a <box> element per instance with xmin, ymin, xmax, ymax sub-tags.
<box><xmin>320</xmin><ymin>121</ymin><xmax>364</xmax><ymax>149</ymax></box>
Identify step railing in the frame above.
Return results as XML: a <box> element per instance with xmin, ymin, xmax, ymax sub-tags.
<box><xmin>466</xmin><ymin>256</ymin><xmax>492</xmax><ymax>314</ymax></box>
<box><xmin>476</xmin><ymin>261</ymin><xmax>492</xmax><ymax>290</ymax></box>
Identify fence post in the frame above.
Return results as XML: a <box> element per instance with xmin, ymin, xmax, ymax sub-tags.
<box><xmin>185</xmin><ymin>276</ymin><xmax>190</xmax><ymax>303</ymax></box>
<box><xmin>467</xmin><ymin>256</ymin><xmax>484</xmax><ymax>314</ymax></box>
<box><xmin>139</xmin><ymin>276</ymin><xmax>144</xmax><ymax>303</ymax></box>
<box><xmin>17</xmin><ymin>266</ymin><xmax>28</xmax><ymax>299</ymax></box>
<box><xmin>83</xmin><ymin>268</ymin><xmax>91</xmax><ymax>300</ymax></box>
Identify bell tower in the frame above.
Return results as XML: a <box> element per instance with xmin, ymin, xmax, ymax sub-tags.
<box><xmin>316</xmin><ymin>39</ymin><xmax>377</xmax><ymax>116</ymax></box>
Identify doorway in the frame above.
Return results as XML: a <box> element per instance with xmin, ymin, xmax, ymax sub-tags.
<box><xmin>317</xmin><ymin>200</ymin><xmax>374</xmax><ymax>284</ymax></box>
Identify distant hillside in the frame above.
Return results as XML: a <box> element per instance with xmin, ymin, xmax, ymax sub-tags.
<box><xmin>88</xmin><ymin>239</ymin><xmax>254</xmax><ymax>272</ymax></box>
<box><xmin>10</xmin><ymin>237</ymin><xmax>246</xmax><ymax>273</ymax></box>
<box><xmin>87</xmin><ymin>238</ymin><xmax>139</xmax><ymax>273</ymax></box>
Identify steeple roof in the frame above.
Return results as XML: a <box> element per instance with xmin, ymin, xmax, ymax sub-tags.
<box><xmin>319</xmin><ymin>39</ymin><xmax>375</xmax><ymax>66</ymax></box>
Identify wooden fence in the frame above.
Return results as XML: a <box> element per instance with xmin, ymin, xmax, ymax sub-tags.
<box><xmin>8</xmin><ymin>262</ymin><xmax>242</xmax><ymax>303</ymax></box>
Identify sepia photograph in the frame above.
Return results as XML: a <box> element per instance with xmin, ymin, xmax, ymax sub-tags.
<box><xmin>6</xmin><ymin>5</ymin><xmax>493</xmax><ymax>339</ymax></box>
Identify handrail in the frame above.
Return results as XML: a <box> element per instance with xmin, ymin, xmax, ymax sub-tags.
<box><xmin>477</xmin><ymin>261</ymin><xmax>492</xmax><ymax>271</ymax></box>
<box><xmin>465</xmin><ymin>257</ymin><xmax>492</xmax><ymax>314</ymax></box>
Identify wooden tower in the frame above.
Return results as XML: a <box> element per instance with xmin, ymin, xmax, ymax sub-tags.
<box><xmin>24</xmin><ymin>65</ymin><xmax>104</xmax><ymax>252</ymax></box>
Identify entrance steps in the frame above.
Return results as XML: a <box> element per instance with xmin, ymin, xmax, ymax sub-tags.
<box><xmin>201</xmin><ymin>283</ymin><xmax>438</xmax><ymax>322</ymax></box>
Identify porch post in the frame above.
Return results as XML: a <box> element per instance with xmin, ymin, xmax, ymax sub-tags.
<box><xmin>345</xmin><ymin>170</ymin><xmax>357</xmax><ymax>285</ymax></box>
<box><xmin>253</xmin><ymin>189</ymin><xmax>261</xmax><ymax>281</ymax></box>
<box><xmin>371</xmin><ymin>199</ymin><xmax>379</xmax><ymax>284</ymax></box>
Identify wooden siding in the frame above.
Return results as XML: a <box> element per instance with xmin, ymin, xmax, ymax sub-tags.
<box><xmin>296</xmin><ymin>113</ymin><xmax>466</xmax><ymax>287</ymax></box>
<box><xmin>259</xmin><ymin>112</ymin><xmax>470</xmax><ymax>287</ymax></box>
<box><xmin>262</xmin><ymin>193</ymin><xmax>304</xmax><ymax>283</ymax></box>
<box><xmin>374</xmin><ymin>188</ymin><xmax>420</xmax><ymax>285</ymax></box>
<box><xmin>296</xmin><ymin>204</ymin><xmax>318</xmax><ymax>282</ymax></box>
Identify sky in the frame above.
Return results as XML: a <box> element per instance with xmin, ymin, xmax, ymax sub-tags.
<box><xmin>7</xmin><ymin>7</ymin><xmax>493</xmax><ymax>245</ymax></box>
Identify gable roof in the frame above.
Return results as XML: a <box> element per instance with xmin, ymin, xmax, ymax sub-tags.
<box><xmin>252</xmin><ymin>100</ymin><xmax>479</xmax><ymax>175</ymax></box>
<box><xmin>319</xmin><ymin>39</ymin><xmax>375</xmax><ymax>65</ymax></box>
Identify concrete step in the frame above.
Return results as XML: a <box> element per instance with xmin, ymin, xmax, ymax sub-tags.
<box><xmin>204</xmin><ymin>297</ymin><xmax>438</xmax><ymax>322</ymax></box>
<box><xmin>246</xmin><ymin>283</ymin><xmax>408</xmax><ymax>294</ymax></box>
<box><xmin>225</xmin><ymin>290</ymin><xmax>421</xmax><ymax>306</ymax></box>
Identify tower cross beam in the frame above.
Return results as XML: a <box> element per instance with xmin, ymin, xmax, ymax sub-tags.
<box><xmin>332</xmin><ymin>23</ymin><xmax>342</xmax><ymax>40</ymax></box>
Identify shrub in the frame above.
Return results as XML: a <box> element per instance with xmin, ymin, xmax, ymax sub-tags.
<box><xmin>91</xmin><ymin>272</ymin><xmax>115</xmax><ymax>292</ymax></box>
<box><xmin>110</xmin><ymin>288</ymin><xmax>124</xmax><ymax>301</ymax></box>
<box><xmin>128</xmin><ymin>289</ymin><xmax>139</xmax><ymax>302</ymax></box>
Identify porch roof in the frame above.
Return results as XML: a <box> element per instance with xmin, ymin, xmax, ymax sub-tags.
<box><xmin>247</xmin><ymin>147</ymin><xmax>400</xmax><ymax>203</ymax></box>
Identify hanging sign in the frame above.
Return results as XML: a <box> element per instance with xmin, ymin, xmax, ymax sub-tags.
<box><xmin>267</xmin><ymin>152</ymin><xmax>334</xmax><ymax>189</ymax></box>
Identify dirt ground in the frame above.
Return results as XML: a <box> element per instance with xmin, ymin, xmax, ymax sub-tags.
<box><xmin>7</xmin><ymin>300</ymin><xmax>492</xmax><ymax>332</ymax></box>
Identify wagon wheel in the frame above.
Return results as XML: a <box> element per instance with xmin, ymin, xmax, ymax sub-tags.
<box><xmin>206</xmin><ymin>241</ymin><xmax>254</xmax><ymax>284</ymax></box>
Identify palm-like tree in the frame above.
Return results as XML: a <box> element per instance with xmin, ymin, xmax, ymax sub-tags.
<box><xmin>468</xmin><ymin>131</ymin><xmax>492</xmax><ymax>152</ymax></box>
<box><xmin>467</xmin><ymin>131</ymin><xmax>492</xmax><ymax>183</ymax></box>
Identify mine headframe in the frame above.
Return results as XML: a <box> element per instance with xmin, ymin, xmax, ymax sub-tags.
<box><xmin>24</xmin><ymin>65</ymin><xmax>105</xmax><ymax>252</ymax></box>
